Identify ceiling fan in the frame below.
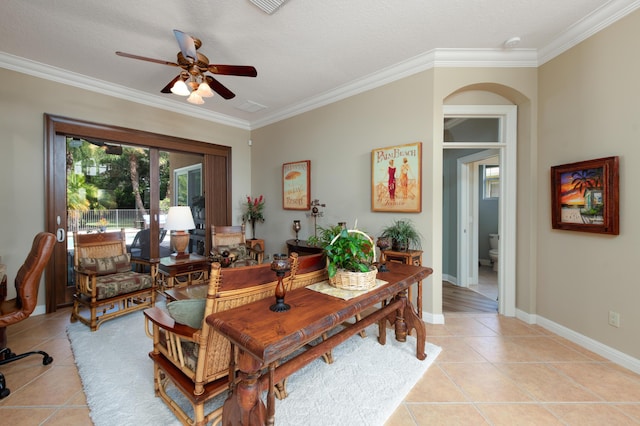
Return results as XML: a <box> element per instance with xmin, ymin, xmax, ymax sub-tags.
<box><xmin>116</xmin><ymin>30</ymin><xmax>257</xmax><ymax>104</ymax></box>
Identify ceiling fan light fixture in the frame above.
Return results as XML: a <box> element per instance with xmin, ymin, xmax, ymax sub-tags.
<box><xmin>171</xmin><ymin>79</ymin><xmax>190</xmax><ymax>96</ymax></box>
<box><xmin>196</xmin><ymin>81</ymin><xmax>214</xmax><ymax>98</ymax></box>
<box><xmin>187</xmin><ymin>92</ymin><xmax>205</xmax><ymax>105</ymax></box>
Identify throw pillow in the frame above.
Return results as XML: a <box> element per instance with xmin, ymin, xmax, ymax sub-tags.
<box><xmin>79</xmin><ymin>254</ymin><xmax>131</xmax><ymax>275</ymax></box>
<box><xmin>166</xmin><ymin>298</ymin><xmax>206</xmax><ymax>329</ymax></box>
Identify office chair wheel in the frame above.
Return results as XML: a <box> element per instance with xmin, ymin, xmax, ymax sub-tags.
<box><xmin>0</xmin><ymin>348</ymin><xmax>17</xmax><ymax>361</ymax></box>
<box><xmin>0</xmin><ymin>373</ymin><xmax>9</xmax><ymax>399</ymax></box>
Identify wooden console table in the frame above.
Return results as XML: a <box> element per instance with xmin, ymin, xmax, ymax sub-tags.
<box><xmin>207</xmin><ymin>262</ymin><xmax>432</xmax><ymax>425</ymax></box>
<box><xmin>380</xmin><ymin>249</ymin><xmax>423</xmax><ymax>318</ymax></box>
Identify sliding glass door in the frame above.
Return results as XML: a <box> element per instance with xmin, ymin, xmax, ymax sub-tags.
<box><xmin>45</xmin><ymin>115</ymin><xmax>231</xmax><ymax>311</ymax></box>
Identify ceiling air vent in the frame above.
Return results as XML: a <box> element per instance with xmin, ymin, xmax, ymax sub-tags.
<box><xmin>249</xmin><ymin>0</ymin><xmax>290</xmax><ymax>15</ymax></box>
<box><xmin>236</xmin><ymin>100</ymin><xmax>267</xmax><ymax>113</ymax></box>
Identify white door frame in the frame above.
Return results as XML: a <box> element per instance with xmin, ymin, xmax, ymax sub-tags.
<box><xmin>457</xmin><ymin>150</ymin><xmax>499</xmax><ymax>288</ymax></box>
<box><xmin>444</xmin><ymin>105</ymin><xmax>517</xmax><ymax>316</ymax></box>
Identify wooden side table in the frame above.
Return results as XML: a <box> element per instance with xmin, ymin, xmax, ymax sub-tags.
<box><xmin>157</xmin><ymin>254</ymin><xmax>210</xmax><ymax>291</ymax></box>
<box><xmin>380</xmin><ymin>249</ymin><xmax>424</xmax><ymax>318</ymax></box>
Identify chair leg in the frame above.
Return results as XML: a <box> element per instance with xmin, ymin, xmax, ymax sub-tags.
<box><xmin>0</xmin><ymin>349</ymin><xmax>53</xmax><ymax>367</ymax></box>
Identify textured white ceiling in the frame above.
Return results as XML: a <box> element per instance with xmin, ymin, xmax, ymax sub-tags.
<box><xmin>1</xmin><ymin>0</ymin><xmax>638</xmax><ymax>129</ymax></box>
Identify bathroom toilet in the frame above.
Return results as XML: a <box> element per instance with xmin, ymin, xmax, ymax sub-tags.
<box><xmin>489</xmin><ymin>233</ymin><xmax>499</xmax><ymax>272</ymax></box>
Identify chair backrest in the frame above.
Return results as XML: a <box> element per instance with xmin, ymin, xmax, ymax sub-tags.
<box><xmin>129</xmin><ymin>229</ymin><xmax>168</xmax><ymax>259</ymax></box>
<box><xmin>0</xmin><ymin>232</ymin><xmax>55</xmax><ymax>326</ymax></box>
<box><xmin>194</xmin><ymin>253</ymin><xmax>299</xmax><ymax>385</ymax></box>
<box><xmin>211</xmin><ymin>224</ymin><xmax>247</xmax><ymax>249</ymax></box>
<box><xmin>73</xmin><ymin>229</ymin><xmax>127</xmax><ymax>267</ymax></box>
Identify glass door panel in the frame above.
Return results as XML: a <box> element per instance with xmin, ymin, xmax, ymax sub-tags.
<box><xmin>165</xmin><ymin>151</ymin><xmax>205</xmax><ymax>256</ymax></box>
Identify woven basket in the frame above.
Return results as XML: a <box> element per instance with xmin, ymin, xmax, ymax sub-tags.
<box><xmin>327</xmin><ymin>230</ymin><xmax>378</xmax><ymax>291</ymax></box>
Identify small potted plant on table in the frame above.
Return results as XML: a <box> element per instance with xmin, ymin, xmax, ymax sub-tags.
<box><xmin>379</xmin><ymin>219</ymin><xmax>421</xmax><ymax>252</ymax></box>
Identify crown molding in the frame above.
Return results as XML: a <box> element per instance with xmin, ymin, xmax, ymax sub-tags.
<box><xmin>538</xmin><ymin>0</ymin><xmax>640</xmax><ymax>65</ymax></box>
<box><xmin>251</xmin><ymin>48</ymin><xmax>538</xmax><ymax>129</ymax></box>
<box><xmin>0</xmin><ymin>52</ymin><xmax>251</xmax><ymax>130</ymax></box>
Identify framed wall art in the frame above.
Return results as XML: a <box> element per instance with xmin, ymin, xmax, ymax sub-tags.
<box><xmin>550</xmin><ymin>156</ymin><xmax>619</xmax><ymax>235</ymax></box>
<box><xmin>282</xmin><ymin>160</ymin><xmax>311</xmax><ymax>210</ymax></box>
<box><xmin>371</xmin><ymin>142</ymin><xmax>422</xmax><ymax>212</ymax></box>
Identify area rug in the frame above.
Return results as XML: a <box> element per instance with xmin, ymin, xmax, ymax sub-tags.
<box><xmin>67</xmin><ymin>309</ymin><xmax>440</xmax><ymax>426</ymax></box>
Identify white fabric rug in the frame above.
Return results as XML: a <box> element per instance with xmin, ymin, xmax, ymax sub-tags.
<box><xmin>67</xmin><ymin>309</ymin><xmax>440</xmax><ymax>426</ymax></box>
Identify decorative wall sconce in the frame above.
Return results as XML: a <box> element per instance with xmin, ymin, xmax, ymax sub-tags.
<box><xmin>306</xmin><ymin>199</ymin><xmax>326</xmax><ymax>238</ymax></box>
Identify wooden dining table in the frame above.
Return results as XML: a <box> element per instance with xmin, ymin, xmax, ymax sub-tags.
<box><xmin>206</xmin><ymin>262</ymin><xmax>433</xmax><ymax>425</ymax></box>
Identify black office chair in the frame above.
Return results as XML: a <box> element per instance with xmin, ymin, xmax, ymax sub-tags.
<box><xmin>0</xmin><ymin>232</ymin><xmax>56</xmax><ymax>399</ymax></box>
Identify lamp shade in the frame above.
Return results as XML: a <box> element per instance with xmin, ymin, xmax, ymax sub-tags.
<box><xmin>170</xmin><ymin>80</ymin><xmax>190</xmax><ymax>96</ymax></box>
<box><xmin>196</xmin><ymin>81</ymin><xmax>214</xmax><ymax>97</ymax></box>
<box><xmin>164</xmin><ymin>206</ymin><xmax>195</xmax><ymax>231</ymax></box>
<box><xmin>187</xmin><ymin>91</ymin><xmax>205</xmax><ymax>105</ymax></box>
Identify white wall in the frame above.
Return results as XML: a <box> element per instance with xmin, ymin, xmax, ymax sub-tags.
<box><xmin>537</xmin><ymin>9</ymin><xmax>640</xmax><ymax>359</ymax></box>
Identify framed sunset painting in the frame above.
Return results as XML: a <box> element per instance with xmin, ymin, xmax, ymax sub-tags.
<box><xmin>550</xmin><ymin>156</ymin><xmax>619</xmax><ymax>235</ymax></box>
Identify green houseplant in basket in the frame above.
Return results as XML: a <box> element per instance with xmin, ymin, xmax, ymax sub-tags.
<box><xmin>310</xmin><ymin>225</ymin><xmax>377</xmax><ymax>290</ymax></box>
<box><xmin>379</xmin><ymin>219</ymin><xmax>422</xmax><ymax>252</ymax></box>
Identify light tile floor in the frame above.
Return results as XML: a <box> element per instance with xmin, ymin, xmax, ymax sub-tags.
<box><xmin>1</xmin><ymin>307</ymin><xmax>639</xmax><ymax>425</ymax></box>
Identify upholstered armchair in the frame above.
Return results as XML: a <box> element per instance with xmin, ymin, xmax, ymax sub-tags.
<box><xmin>71</xmin><ymin>229</ymin><xmax>158</xmax><ymax>331</ymax></box>
<box><xmin>210</xmin><ymin>224</ymin><xmax>264</xmax><ymax>267</ymax></box>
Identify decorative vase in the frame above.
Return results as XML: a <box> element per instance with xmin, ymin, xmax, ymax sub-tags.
<box><xmin>270</xmin><ymin>254</ymin><xmax>291</xmax><ymax>312</ymax></box>
<box><xmin>251</xmin><ymin>218</ymin><xmax>257</xmax><ymax>240</ymax></box>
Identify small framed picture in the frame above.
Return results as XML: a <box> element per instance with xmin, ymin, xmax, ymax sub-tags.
<box><xmin>282</xmin><ymin>160</ymin><xmax>311</xmax><ymax>210</ymax></box>
<box><xmin>371</xmin><ymin>142</ymin><xmax>422</xmax><ymax>212</ymax></box>
<box><xmin>550</xmin><ymin>156</ymin><xmax>619</xmax><ymax>235</ymax></box>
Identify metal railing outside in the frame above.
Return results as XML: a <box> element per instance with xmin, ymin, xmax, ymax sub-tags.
<box><xmin>67</xmin><ymin>209</ymin><xmax>146</xmax><ymax>233</ymax></box>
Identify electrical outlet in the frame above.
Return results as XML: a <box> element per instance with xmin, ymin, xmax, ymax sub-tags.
<box><xmin>608</xmin><ymin>310</ymin><xmax>620</xmax><ymax>328</ymax></box>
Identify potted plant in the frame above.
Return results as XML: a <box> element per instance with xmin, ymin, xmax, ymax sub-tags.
<box><xmin>310</xmin><ymin>225</ymin><xmax>377</xmax><ymax>290</ymax></box>
<box><xmin>241</xmin><ymin>195</ymin><xmax>265</xmax><ymax>239</ymax></box>
<box><xmin>379</xmin><ymin>219</ymin><xmax>421</xmax><ymax>251</ymax></box>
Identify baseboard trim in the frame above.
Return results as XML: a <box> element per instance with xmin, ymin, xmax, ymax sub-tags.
<box><xmin>442</xmin><ymin>273</ymin><xmax>457</xmax><ymax>285</ymax></box>
<box><xmin>33</xmin><ymin>305</ymin><xmax>47</xmax><ymax>316</ymax></box>
<box><xmin>423</xmin><ymin>311</ymin><xmax>445</xmax><ymax>325</ymax></box>
<box><xmin>517</xmin><ymin>308</ymin><xmax>640</xmax><ymax>375</ymax></box>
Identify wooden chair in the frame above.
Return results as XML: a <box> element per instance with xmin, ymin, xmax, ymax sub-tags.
<box><xmin>144</xmin><ymin>254</ymin><xmax>299</xmax><ymax>426</ymax></box>
<box><xmin>0</xmin><ymin>232</ymin><xmax>56</xmax><ymax>399</ymax></box>
<box><xmin>71</xmin><ymin>229</ymin><xmax>157</xmax><ymax>331</ymax></box>
<box><xmin>210</xmin><ymin>224</ymin><xmax>264</xmax><ymax>267</ymax></box>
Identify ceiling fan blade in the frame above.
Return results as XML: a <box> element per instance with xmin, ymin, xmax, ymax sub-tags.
<box><xmin>173</xmin><ymin>29</ymin><xmax>197</xmax><ymax>62</ymax></box>
<box><xmin>161</xmin><ymin>75</ymin><xmax>182</xmax><ymax>93</ymax></box>
<box><xmin>116</xmin><ymin>51</ymin><xmax>179</xmax><ymax>67</ymax></box>
<box><xmin>205</xmin><ymin>75</ymin><xmax>235</xmax><ymax>99</ymax></box>
<box><xmin>208</xmin><ymin>65</ymin><xmax>257</xmax><ymax>77</ymax></box>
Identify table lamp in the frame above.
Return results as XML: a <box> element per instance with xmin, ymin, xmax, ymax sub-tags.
<box><xmin>164</xmin><ymin>206</ymin><xmax>195</xmax><ymax>260</ymax></box>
